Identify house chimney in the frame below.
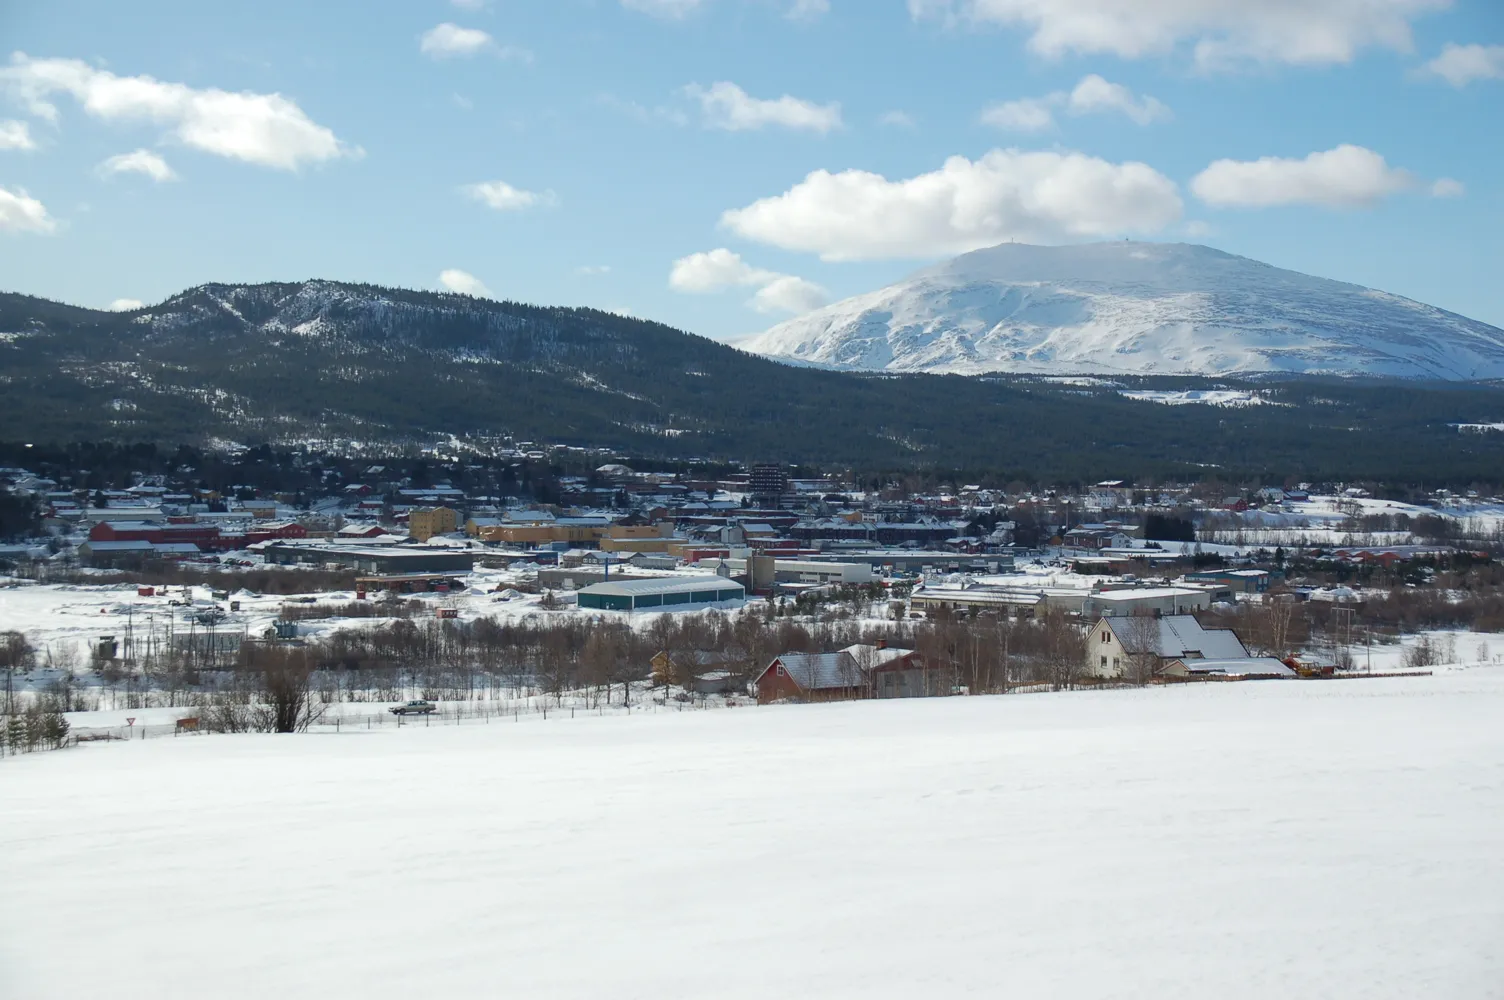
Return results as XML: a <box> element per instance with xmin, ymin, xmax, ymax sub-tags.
<box><xmin>876</xmin><ymin>638</ymin><xmax>887</xmax><ymax>650</ymax></box>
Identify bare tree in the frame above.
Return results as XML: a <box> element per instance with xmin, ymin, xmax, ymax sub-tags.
<box><xmin>0</xmin><ymin>631</ymin><xmax>33</xmax><ymax>715</ymax></box>
<box><xmin>251</xmin><ymin>646</ymin><xmax>323</xmax><ymax>733</ymax></box>
<box><xmin>1118</xmin><ymin>613</ymin><xmax>1163</xmax><ymax>686</ymax></box>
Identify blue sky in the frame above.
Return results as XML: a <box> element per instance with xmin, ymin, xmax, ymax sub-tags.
<box><xmin>0</xmin><ymin>0</ymin><xmax>1501</xmax><ymax>340</ymax></box>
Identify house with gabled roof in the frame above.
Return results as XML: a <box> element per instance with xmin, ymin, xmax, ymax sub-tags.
<box><xmin>754</xmin><ymin>652</ymin><xmax>867</xmax><ymax>704</ymax></box>
<box><xmin>753</xmin><ymin>643</ymin><xmax>942</xmax><ymax>704</ymax></box>
<box><xmin>1086</xmin><ymin>614</ymin><xmax>1249</xmax><ymax>679</ymax></box>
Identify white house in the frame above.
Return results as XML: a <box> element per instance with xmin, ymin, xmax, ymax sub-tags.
<box><xmin>1086</xmin><ymin>614</ymin><xmax>1249</xmax><ymax>679</ymax></box>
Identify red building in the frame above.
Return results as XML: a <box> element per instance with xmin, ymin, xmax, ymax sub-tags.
<box><xmin>753</xmin><ymin>645</ymin><xmax>935</xmax><ymax>704</ymax></box>
<box><xmin>88</xmin><ymin>519</ymin><xmax>306</xmax><ymax>552</ymax></box>
<box><xmin>244</xmin><ymin>522</ymin><xmax>309</xmax><ymax>545</ymax></box>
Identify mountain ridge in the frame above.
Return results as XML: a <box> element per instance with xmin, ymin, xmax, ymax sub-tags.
<box><xmin>6</xmin><ymin>278</ymin><xmax>1504</xmax><ymax>482</ymax></box>
<box><xmin>741</xmin><ymin>242</ymin><xmax>1504</xmax><ymax>381</ymax></box>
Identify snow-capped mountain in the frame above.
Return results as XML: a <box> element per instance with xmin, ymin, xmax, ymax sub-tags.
<box><xmin>741</xmin><ymin>242</ymin><xmax>1504</xmax><ymax>380</ymax></box>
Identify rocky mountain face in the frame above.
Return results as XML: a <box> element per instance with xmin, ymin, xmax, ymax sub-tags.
<box><xmin>741</xmin><ymin>242</ymin><xmax>1504</xmax><ymax>381</ymax></box>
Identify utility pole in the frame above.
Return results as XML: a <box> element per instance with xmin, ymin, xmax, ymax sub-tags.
<box><xmin>1331</xmin><ymin>605</ymin><xmax>1355</xmax><ymax>669</ymax></box>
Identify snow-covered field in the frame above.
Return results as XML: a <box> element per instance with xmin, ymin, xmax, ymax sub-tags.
<box><xmin>0</xmin><ymin>563</ymin><xmax>716</xmax><ymax>666</ymax></box>
<box><xmin>4</xmin><ymin>673</ymin><xmax>1502</xmax><ymax>999</ymax></box>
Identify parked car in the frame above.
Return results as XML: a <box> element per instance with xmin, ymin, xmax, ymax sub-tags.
<box><xmin>389</xmin><ymin>700</ymin><xmax>437</xmax><ymax>716</ymax></box>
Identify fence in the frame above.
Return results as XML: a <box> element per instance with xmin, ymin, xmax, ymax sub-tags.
<box><xmin>62</xmin><ymin>692</ymin><xmax>745</xmax><ymax>745</ymax></box>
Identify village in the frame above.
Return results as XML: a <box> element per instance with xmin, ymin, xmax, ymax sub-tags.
<box><xmin>4</xmin><ymin>449</ymin><xmax>1502</xmax><ymax>749</ymax></box>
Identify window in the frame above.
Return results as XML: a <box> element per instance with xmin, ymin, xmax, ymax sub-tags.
<box><xmin>1102</xmin><ymin>631</ymin><xmax>1110</xmax><ymax>643</ymax></box>
<box><xmin>1113</xmin><ymin>657</ymin><xmax>1120</xmax><ymax>670</ymax></box>
<box><xmin>776</xmin><ymin>665</ymin><xmax>785</xmax><ymax>677</ymax></box>
<box><xmin>1100</xmin><ymin>656</ymin><xmax>1108</xmax><ymax>668</ymax></box>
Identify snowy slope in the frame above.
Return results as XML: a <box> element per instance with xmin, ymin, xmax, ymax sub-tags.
<box><xmin>742</xmin><ymin>242</ymin><xmax>1504</xmax><ymax>380</ymax></box>
<box><xmin>4</xmin><ymin>675</ymin><xmax>1502</xmax><ymax>999</ymax></box>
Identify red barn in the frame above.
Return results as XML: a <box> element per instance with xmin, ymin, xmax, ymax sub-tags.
<box><xmin>753</xmin><ymin>645</ymin><xmax>935</xmax><ymax>704</ymax></box>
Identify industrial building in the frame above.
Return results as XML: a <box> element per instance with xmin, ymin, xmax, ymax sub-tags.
<box><xmin>909</xmin><ymin>585</ymin><xmax>1043</xmax><ymax>618</ymax></box>
<box><xmin>537</xmin><ymin>567</ymin><xmax>667</xmax><ymax>591</ymax></box>
<box><xmin>812</xmin><ymin>550</ymin><xmax>1016</xmax><ymax>575</ymax></box>
<box><xmin>260</xmin><ymin>542</ymin><xmax>475</xmax><ymax>576</ymax></box>
<box><xmin>711</xmin><ymin>557</ymin><xmax>873</xmax><ymax>586</ymax></box>
<box><xmin>576</xmin><ymin>577</ymin><xmax>745</xmax><ymax>612</ymax></box>
<box><xmin>78</xmin><ymin>540</ymin><xmax>203</xmax><ymax>567</ymax></box>
<box><xmin>1081</xmin><ymin>587</ymin><xmax>1212</xmax><ymax>619</ymax></box>
<box><xmin>1183</xmin><ymin>569</ymin><xmax>1272</xmax><ymax>594</ymax></box>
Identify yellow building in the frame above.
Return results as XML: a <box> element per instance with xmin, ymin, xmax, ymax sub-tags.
<box><xmin>607</xmin><ymin>523</ymin><xmax>674</xmax><ymax>540</ymax></box>
<box><xmin>408</xmin><ymin>506</ymin><xmax>459</xmax><ymax>542</ymax></box>
<box><xmin>473</xmin><ymin>522</ymin><xmax>606</xmax><ymax>545</ymax></box>
<box><xmin>598</xmin><ymin>521</ymin><xmax>678</xmax><ymax>554</ymax></box>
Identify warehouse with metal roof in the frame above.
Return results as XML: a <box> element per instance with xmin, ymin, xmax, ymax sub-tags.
<box><xmin>576</xmin><ymin>576</ymin><xmax>746</xmax><ymax>612</ymax></box>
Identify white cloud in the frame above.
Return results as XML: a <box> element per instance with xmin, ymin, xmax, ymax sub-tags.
<box><xmin>981</xmin><ymin>75</ymin><xmax>1169</xmax><ymax>131</ymax></box>
<box><xmin>878</xmin><ymin>109</ymin><xmax>917</xmax><ymax>127</ymax></box>
<box><xmin>622</xmin><ymin>0</ymin><xmax>707</xmax><ymax>17</ymax></box>
<box><xmin>1067</xmin><ymin>74</ymin><xmax>1171</xmax><ymax>124</ymax></box>
<box><xmin>671</xmin><ymin>248</ymin><xmax>776</xmax><ymax>291</ymax></box>
<box><xmin>576</xmin><ymin>265</ymin><xmax>612</xmax><ymax>276</ymax></box>
<box><xmin>911</xmin><ymin>0</ymin><xmax>1449</xmax><ymax>68</ymax></box>
<box><xmin>669</xmin><ymin>248</ymin><xmax>828</xmax><ymax>315</ymax></box>
<box><xmin>0</xmin><ymin>54</ymin><xmax>357</xmax><ymax>170</ymax></box>
<box><xmin>721</xmin><ymin>149</ymin><xmax>1183</xmax><ymax>261</ymax></box>
<box><xmin>0</xmin><ymin>118</ymin><xmax>35</xmax><ymax>150</ymax></box>
<box><xmin>451</xmin><ymin>0</ymin><xmax>489</xmax><ymax>8</ymax></box>
<box><xmin>0</xmin><ymin>185</ymin><xmax>55</xmax><ymax>233</ymax></box>
<box><xmin>98</xmin><ymin>148</ymin><xmax>178</xmax><ymax>182</ymax></box>
<box><xmin>461</xmin><ymin>179</ymin><xmax>556</xmax><ymax>211</ymax></box>
<box><xmin>1192</xmin><ymin>144</ymin><xmax>1415</xmax><ymax>209</ymax></box>
<box><xmin>107</xmin><ymin>298</ymin><xmax>145</xmax><ymax>311</ymax></box>
<box><xmin>418</xmin><ymin>23</ymin><xmax>530</xmax><ymax>61</ymax></box>
<box><xmin>751</xmin><ymin>274</ymin><xmax>829</xmax><ymax>314</ymax></box>
<box><xmin>439</xmin><ymin>269</ymin><xmax>493</xmax><ymax>297</ymax></box>
<box><xmin>1423</xmin><ymin>43</ymin><xmax>1504</xmax><ymax>86</ymax></box>
<box><xmin>1430</xmin><ymin>177</ymin><xmax>1465</xmax><ymax>198</ymax></box>
<box><xmin>420</xmin><ymin>23</ymin><xmax>494</xmax><ymax>58</ymax></box>
<box><xmin>683</xmin><ymin>81</ymin><xmax>842</xmax><ymax>133</ymax></box>
<box><xmin>786</xmin><ymin>0</ymin><xmax>831</xmax><ymax>21</ymax></box>
<box><xmin>979</xmin><ymin>97</ymin><xmax>1056</xmax><ymax>131</ymax></box>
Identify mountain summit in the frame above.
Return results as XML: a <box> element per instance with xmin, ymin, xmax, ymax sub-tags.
<box><xmin>740</xmin><ymin>242</ymin><xmax>1504</xmax><ymax>380</ymax></box>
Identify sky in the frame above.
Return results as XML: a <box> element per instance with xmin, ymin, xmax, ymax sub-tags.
<box><xmin>0</xmin><ymin>0</ymin><xmax>1501</xmax><ymax>342</ymax></box>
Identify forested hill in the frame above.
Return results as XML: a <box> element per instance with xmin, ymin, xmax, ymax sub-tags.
<box><xmin>3</xmin><ymin>280</ymin><xmax>1504</xmax><ymax>484</ymax></box>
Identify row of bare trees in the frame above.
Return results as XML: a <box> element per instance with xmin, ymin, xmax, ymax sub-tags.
<box><xmin>5</xmin><ymin>603</ymin><xmax>1104</xmax><ymax>727</ymax></box>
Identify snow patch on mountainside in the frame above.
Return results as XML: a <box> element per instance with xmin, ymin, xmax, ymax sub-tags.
<box><xmin>1121</xmin><ymin>389</ymin><xmax>1283</xmax><ymax>407</ymax></box>
<box><xmin>741</xmin><ymin>242</ymin><xmax>1504</xmax><ymax>380</ymax></box>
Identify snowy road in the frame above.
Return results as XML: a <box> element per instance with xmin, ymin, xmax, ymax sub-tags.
<box><xmin>3</xmin><ymin>673</ymin><xmax>1502</xmax><ymax>999</ymax></box>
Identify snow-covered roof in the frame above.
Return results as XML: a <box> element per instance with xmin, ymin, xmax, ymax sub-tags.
<box><xmin>1178</xmin><ymin>658</ymin><xmax>1294</xmax><ymax>677</ymax></box>
<box><xmin>579</xmin><ymin>576</ymin><xmax>743</xmax><ymax>598</ymax></box>
<box><xmin>1108</xmin><ymin>615</ymin><xmax>1248</xmax><ymax>660</ymax></box>
<box><xmin>772</xmin><ymin>652</ymin><xmax>863</xmax><ymax>691</ymax></box>
<box><xmin>1092</xmin><ymin>587</ymin><xmax>1205</xmax><ymax>603</ymax></box>
<box><xmin>81</xmin><ymin>540</ymin><xmax>155</xmax><ymax>552</ymax></box>
<box><xmin>82</xmin><ymin>540</ymin><xmax>201</xmax><ymax>554</ymax></box>
<box><xmin>839</xmin><ymin>644</ymin><xmax>914</xmax><ymax>668</ymax></box>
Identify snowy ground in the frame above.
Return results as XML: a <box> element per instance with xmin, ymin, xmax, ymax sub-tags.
<box><xmin>4</xmin><ymin>672</ymin><xmax>1502</xmax><ymax>999</ymax></box>
<box><xmin>0</xmin><ymin>565</ymin><xmax>748</xmax><ymax>669</ymax></box>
